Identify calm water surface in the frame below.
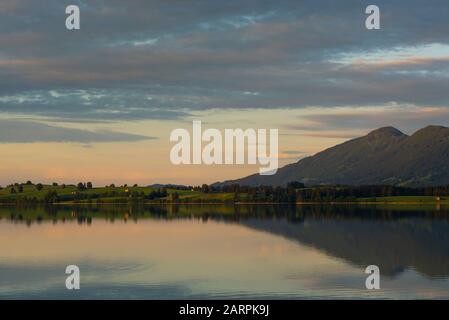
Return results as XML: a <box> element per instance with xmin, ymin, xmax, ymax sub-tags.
<box><xmin>1</xmin><ymin>204</ymin><xmax>449</xmax><ymax>299</ymax></box>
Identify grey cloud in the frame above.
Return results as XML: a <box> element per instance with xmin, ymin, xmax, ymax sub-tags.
<box><xmin>1</xmin><ymin>0</ymin><xmax>449</xmax><ymax>121</ymax></box>
<box><xmin>0</xmin><ymin>88</ymin><xmax>191</xmax><ymax>120</ymax></box>
<box><xmin>287</xmin><ymin>106</ymin><xmax>449</xmax><ymax>134</ymax></box>
<box><xmin>0</xmin><ymin>119</ymin><xmax>157</xmax><ymax>143</ymax></box>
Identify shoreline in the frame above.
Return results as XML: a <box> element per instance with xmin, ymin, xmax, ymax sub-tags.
<box><xmin>0</xmin><ymin>201</ymin><xmax>447</xmax><ymax>206</ymax></box>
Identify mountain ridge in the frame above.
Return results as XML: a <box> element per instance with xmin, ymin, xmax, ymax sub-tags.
<box><xmin>217</xmin><ymin>125</ymin><xmax>449</xmax><ymax>187</ymax></box>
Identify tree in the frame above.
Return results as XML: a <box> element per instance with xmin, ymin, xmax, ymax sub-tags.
<box><xmin>26</xmin><ymin>180</ymin><xmax>33</xmax><ymax>185</ymax></box>
<box><xmin>170</xmin><ymin>192</ymin><xmax>179</xmax><ymax>202</ymax></box>
<box><xmin>52</xmin><ymin>182</ymin><xmax>58</xmax><ymax>187</ymax></box>
<box><xmin>131</xmin><ymin>191</ymin><xmax>140</xmax><ymax>198</ymax></box>
<box><xmin>76</xmin><ymin>182</ymin><xmax>86</xmax><ymax>191</ymax></box>
<box><xmin>44</xmin><ymin>190</ymin><xmax>58</xmax><ymax>203</ymax></box>
<box><xmin>77</xmin><ymin>182</ymin><xmax>86</xmax><ymax>191</ymax></box>
<box><xmin>36</xmin><ymin>183</ymin><xmax>43</xmax><ymax>191</ymax></box>
<box><xmin>86</xmin><ymin>182</ymin><xmax>93</xmax><ymax>189</ymax></box>
<box><xmin>10</xmin><ymin>187</ymin><xmax>16</xmax><ymax>194</ymax></box>
<box><xmin>287</xmin><ymin>181</ymin><xmax>305</xmax><ymax>189</ymax></box>
<box><xmin>18</xmin><ymin>185</ymin><xmax>24</xmax><ymax>193</ymax></box>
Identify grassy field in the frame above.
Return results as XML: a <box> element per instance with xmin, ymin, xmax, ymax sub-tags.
<box><xmin>0</xmin><ymin>183</ymin><xmax>239</xmax><ymax>204</ymax></box>
<box><xmin>0</xmin><ymin>184</ymin><xmax>77</xmax><ymax>199</ymax></box>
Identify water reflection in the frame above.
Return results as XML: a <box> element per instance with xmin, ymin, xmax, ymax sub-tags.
<box><xmin>1</xmin><ymin>204</ymin><xmax>449</xmax><ymax>299</ymax></box>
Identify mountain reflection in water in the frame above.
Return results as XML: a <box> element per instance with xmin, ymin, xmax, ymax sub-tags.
<box><xmin>0</xmin><ymin>204</ymin><xmax>448</xmax><ymax>299</ymax></box>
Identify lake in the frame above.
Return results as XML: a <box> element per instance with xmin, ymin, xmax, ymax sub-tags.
<box><xmin>1</xmin><ymin>204</ymin><xmax>449</xmax><ymax>299</ymax></box>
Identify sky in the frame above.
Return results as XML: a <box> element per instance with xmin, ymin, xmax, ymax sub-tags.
<box><xmin>1</xmin><ymin>0</ymin><xmax>449</xmax><ymax>186</ymax></box>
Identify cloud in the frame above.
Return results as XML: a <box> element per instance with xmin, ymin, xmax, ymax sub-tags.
<box><xmin>282</xmin><ymin>150</ymin><xmax>308</xmax><ymax>155</ymax></box>
<box><xmin>0</xmin><ymin>120</ymin><xmax>157</xmax><ymax>143</ymax></box>
<box><xmin>279</xmin><ymin>150</ymin><xmax>310</xmax><ymax>161</ymax></box>
<box><xmin>0</xmin><ymin>0</ymin><xmax>449</xmax><ymax>122</ymax></box>
<box><xmin>0</xmin><ymin>89</ymin><xmax>191</xmax><ymax>121</ymax></box>
<box><xmin>286</xmin><ymin>105</ymin><xmax>449</xmax><ymax>135</ymax></box>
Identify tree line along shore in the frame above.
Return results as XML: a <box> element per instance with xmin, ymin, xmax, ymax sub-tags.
<box><xmin>1</xmin><ymin>181</ymin><xmax>449</xmax><ymax>205</ymax></box>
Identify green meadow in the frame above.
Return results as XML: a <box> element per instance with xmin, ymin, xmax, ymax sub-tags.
<box><xmin>0</xmin><ymin>183</ymin><xmax>240</xmax><ymax>204</ymax></box>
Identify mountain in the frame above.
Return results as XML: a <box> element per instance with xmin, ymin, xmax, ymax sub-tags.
<box><xmin>218</xmin><ymin>125</ymin><xmax>449</xmax><ymax>187</ymax></box>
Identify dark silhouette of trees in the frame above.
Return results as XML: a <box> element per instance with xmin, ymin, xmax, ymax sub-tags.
<box><xmin>146</xmin><ymin>188</ymin><xmax>168</xmax><ymax>200</ymax></box>
<box><xmin>36</xmin><ymin>183</ymin><xmax>43</xmax><ymax>191</ymax></box>
<box><xmin>287</xmin><ymin>181</ymin><xmax>305</xmax><ymax>189</ymax></box>
<box><xmin>77</xmin><ymin>182</ymin><xmax>86</xmax><ymax>191</ymax></box>
<box><xmin>44</xmin><ymin>190</ymin><xmax>58</xmax><ymax>203</ymax></box>
<box><xmin>170</xmin><ymin>192</ymin><xmax>179</xmax><ymax>202</ymax></box>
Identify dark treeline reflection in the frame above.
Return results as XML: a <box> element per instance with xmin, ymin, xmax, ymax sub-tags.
<box><xmin>2</xmin><ymin>204</ymin><xmax>449</xmax><ymax>279</ymax></box>
<box><xmin>2</xmin><ymin>203</ymin><xmax>449</xmax><ymax>224</ymax></box>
